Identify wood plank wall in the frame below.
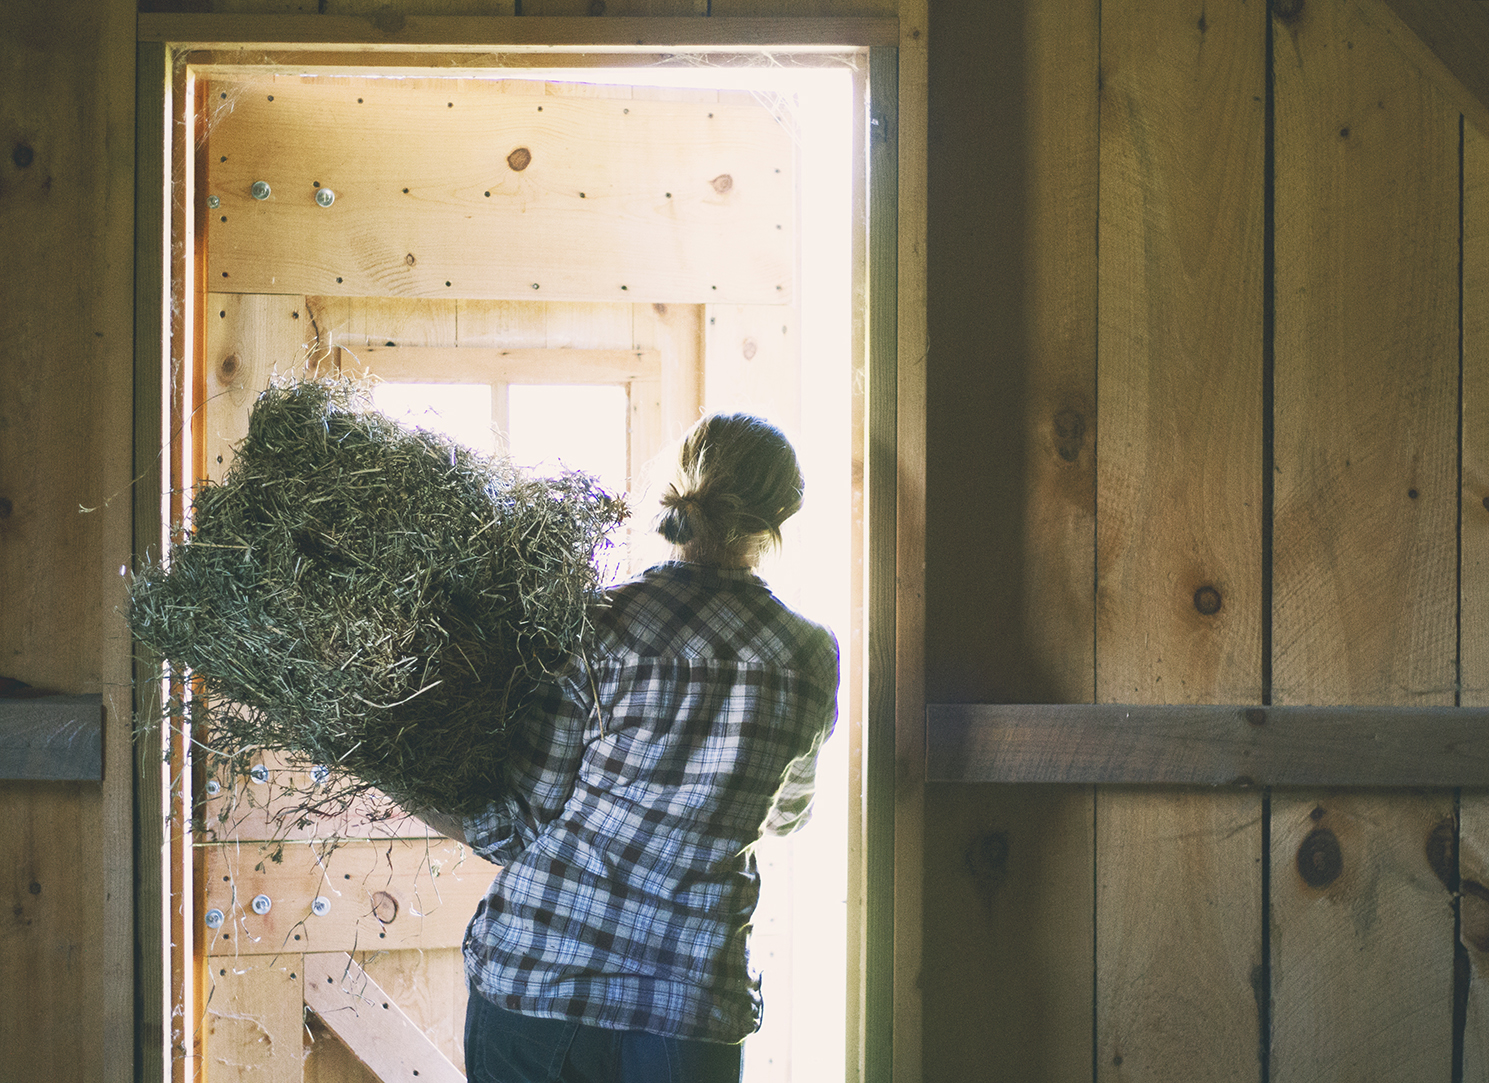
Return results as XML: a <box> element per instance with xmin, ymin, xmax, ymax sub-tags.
<box><xmin>0</xmin><ymin>3</ymin><xmax>139</xmax><ymax>1083</ymax></box>
<box><xmin>926</xmin><ymin>0</ymin><xmax>1486</xmax><ymax>1080</ymax></box>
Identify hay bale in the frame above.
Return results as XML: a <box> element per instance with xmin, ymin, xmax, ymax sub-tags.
<box><xmin>129</xmin><ymin>376</ymin><xmax>627</xmax><ymax>820</ymax></box>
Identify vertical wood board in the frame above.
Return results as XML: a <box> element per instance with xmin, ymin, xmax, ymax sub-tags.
<box><xmin>1094</xmin><ymin>1</ymin><xmax>1266</xmax><ymax>1080</ymax></box>
<box><xmin>202</xmin><ymin>75</ymin><xmax>795</xmax><ymax>304</ymax></box>
<box><xmin>1271</xmin><ymin>1</ymin><xmax>1462</xmax><ymax>1079</ymax></box>
<box><xmin>921</xmin><ymin>0</ymin><xmax>1099</xmax><ymax>1078</ymax></box>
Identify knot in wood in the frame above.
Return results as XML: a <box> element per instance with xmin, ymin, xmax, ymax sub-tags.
<box><xmin>1274</xmin><ymin>0</ymin><xmax>1304</xmax><ymax>22</ymax></box>
<box><xmin>1053</xmin><ymin>408</ymin><xmax>1086</xmax><ymax>462</ymax></box>
<box><xmin>218</xmin><ymin>353</ymin><xmax>240</xmax><ymax>384</ymax></box>
<box><xmin>711</xmin><ymin>174</ymin><xmax>734</xmax><ymax>195</ymax></box>
<box><xmin>370</xmin><ymin>890</ymin><xmax>399</xmax><ymax>924</ymax></box>
<box><xmin>12</xmin><ymin>143</ymin><xmax>33</xmax><ymax>169</ymax></box>
<box><xmin>1296</xmin><ymin>827</ymin><xmax>1342</xmax><ymax>889</ymax></box>
<box><xmin>1193</xmin><ymin>586</ymin><xmax>1222</xmax><ymax>616</ymax></box>
<box><xmin>507</xmin><ymin>147</ymin><xmax>533</xmax><ymax>172</ymax></box>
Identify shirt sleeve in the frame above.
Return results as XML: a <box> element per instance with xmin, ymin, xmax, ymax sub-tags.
<box><xmin>763</xmin><ymin>631</ymin><xmax>840</xmax><ymax>838</ymax></box>
<box><xmin>463</xmin><ymin>657</ymin><xmax>593</xmax><ymax>864</ymax></box>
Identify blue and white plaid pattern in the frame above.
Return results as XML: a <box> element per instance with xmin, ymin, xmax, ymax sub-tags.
<box><xmin>462</xmin><ymin>561</ymin><xmax>840</xmax><ymax>1043</ymax></box>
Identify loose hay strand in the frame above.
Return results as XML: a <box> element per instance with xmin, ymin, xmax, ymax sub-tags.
<box><xmin>129</xmin><ymin>376</ymin><xmax>628</xmax><ymax>822</ymax></box>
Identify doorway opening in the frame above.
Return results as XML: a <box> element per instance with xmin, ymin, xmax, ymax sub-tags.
<box><xmin>156</xmin><ymin>49</ymin><xmax>867</xmax><ymax>1083</ymax></box>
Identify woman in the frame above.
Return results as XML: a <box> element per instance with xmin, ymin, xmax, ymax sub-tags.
<box><xmin>457</xmin><ymin>413</ymin><xmax>840</xmax><ymax>1083</ymax></box>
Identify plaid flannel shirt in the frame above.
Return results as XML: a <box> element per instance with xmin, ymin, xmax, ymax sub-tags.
<box><xmin>461</xmin><ymin>561</ymin><xmax>839</xmax><ymax>1043</ymax></box>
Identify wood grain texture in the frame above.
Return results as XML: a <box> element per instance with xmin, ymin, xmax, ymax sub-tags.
<box><xmin>202</xmin><ymin>74</ymin><xmax>794</xmax><ymax>304</ymax></box>
<box><xmin>1272</xmin><ymin>1</ymin><xmax>1462</xmax><ymax>1079</ymax></box>
<box><xmin>1363</xmin><ymin>0</ymin><xmax>1489</xmax><ymax>136</ymax></box>
<box><xmin>202</xmin><ymin>838</ymin><xmax>495</xmax><ymax>956</ymax></box>
<box><xmin>0</xmin><ymin>0</ymin><xmax>136</xmax><ymax>1078</ymax></box>
<box><xmin>0</xmin><ymin>696</ymin><xmax>104</xmax><ymax>780</ymax></box>
<box><xmin>205</xmin><ymin>959</ymin><xmax>305</xmax><ymax>1083</ymax></box>
<box><xmin>304</xmin><ymin>952</ymin><xmax>464</xmax><ymax>1083</ymax></box>
<box><xmin>1459</xmin><ymin>122</ymin><xmax>1489</xmax><ymax>1082</ymax></box>
<box><xmin>928</xmin><ymin>703</ymin><xmax>1489</xmax><ymax>786</ymax></box>
<box><xmin>1095</xmin><ymin>1</ymin><xmax>1265</xmax><ymax>1079</ymax></box>
<box><xmin>1270</xmin><ymin>794</ymin><xmax>1456</xmax><ymax>1080</ymax></box>
<box><xmin>139</xmin><ymin>12</ymin><xmax>901</xmax><ymax>47</ymax></box>
<box><xmin>920</xmin><ymin>0</ymin><xmax>1098</xmax><ymax>1077</ymax></box>
<box><xmin>1272</xmin><ymin>0</ymin><xmax>1460</xmax><ymax>708</ymax></box>
<box><xmin>204</xmin><ymin>293</ymin><xmax>324</xmax><ymax>480</ymax></box>
<box><xmin>921</xmin><ymin>784</ymin><xmax>1095</xmax><ymax>1083</ymax></box>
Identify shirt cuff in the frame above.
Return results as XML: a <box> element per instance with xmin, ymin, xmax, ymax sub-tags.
<box><xmin>462</xmin><ymin>793</ymin><xmax>536</xmax><ymax>864</ymax></box>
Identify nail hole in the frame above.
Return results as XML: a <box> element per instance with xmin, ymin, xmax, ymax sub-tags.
<box><xmin>1409</xmin><ymin>489</ymin><xmax>1419</xmax><ymax>499</ymax></box>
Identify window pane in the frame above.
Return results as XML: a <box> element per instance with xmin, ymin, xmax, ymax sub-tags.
<box><xmin>507</xmin><ymin>384</ymin><xmax>629</xmax><ymax>494</ymax></box>
<box><xmin>371</xmin><ymin>382</ymin><xmax>496</xmax><ymax>457</ymax></box>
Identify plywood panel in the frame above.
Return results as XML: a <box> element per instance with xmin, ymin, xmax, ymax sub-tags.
<box><xmin>1272</xmin><ymin>0</ymin><xmax>1461</xmax><ymax>1077</ymax></box>
<box><xmin>203</xmin><ymin>75</ymin><xmax>795</xmax><ymax>304</ymax></box>
<box><xmin>1458</xmin><ymin>122</ymin><xmax>1489</xmax><ymax>1081</ymax></box>
<box><xmin>921</xmin><ymin>0</ymin><xmax>1098</xmax><ymax>1077</ymax></box>
<box><xmin>1094</xmin><ymin>0</ymin><xmax>1265</xmax><ymax>1078</ymax></box>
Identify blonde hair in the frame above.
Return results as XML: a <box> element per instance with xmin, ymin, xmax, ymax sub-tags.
<box><xmin>655</xmin><ymin>414</ymin><xmax>804</xmax><ymax>565</ymax></box>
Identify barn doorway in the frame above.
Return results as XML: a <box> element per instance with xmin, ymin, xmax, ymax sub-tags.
<box><xmin>155</xmin><ymin>50</ymin><xmax>867</xmax><ymax>1083</ymax></box>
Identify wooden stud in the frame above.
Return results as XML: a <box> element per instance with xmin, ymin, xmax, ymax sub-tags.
<box><xmin>1095</xmin><ymin>1</ymin><xmax>1266</xmax><ymax>1079</ymax></box>
<box><xmin>1272</xmin><ymin>0</ymin><xmax>1462</xmax><ymax>1076</ymax></box>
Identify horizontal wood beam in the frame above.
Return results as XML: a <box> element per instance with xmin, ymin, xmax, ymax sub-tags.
<box><xmin>138</xmin><ymin>14</ymin><xmax>899</xmax><ymax>51</ymax></box>
<box><xmin>928</xmin><ymin>703</ymin><xmax>1489</xmax><ymax>787</ymax></box>
<box><xmin>1356</xmin><ymin>0</ymin><xmax>1489</xmax><ymax>136</ymax></box>
<box><xmin>0</xmin><ymin>695</ymin><xmax>104</xmax><ymax>781</ymax></box>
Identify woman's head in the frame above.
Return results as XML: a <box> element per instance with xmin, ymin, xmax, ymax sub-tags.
<box><xmin>655</xmin><ymin>413</ymin><xmax>804</xmax><ymax>567</ymax></box>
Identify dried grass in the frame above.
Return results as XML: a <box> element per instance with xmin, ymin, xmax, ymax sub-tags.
<box><xmin>129</xmin><ymin>377</ymin><xmax>626</xmax><ymax>822</ymax></box>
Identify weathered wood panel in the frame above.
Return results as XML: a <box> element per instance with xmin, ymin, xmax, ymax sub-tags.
<box><xmin>1095</xmin><ymin>1</ymin><xmax>1266</xmax><ymax>1079</ymax></box>
<box><xmin>1459</xmin><ymin>121</ymin><xmax>1489</xmax><ymax>1080</ymax></box>
<box><xmin>921</xmin><ymin>0</ymin><xmax>1098</xmax><ymax>1078</ymax></box>
<box><xmin>1272</xmin><ymin>0</ymin><xmax>1462</xmax><ymax>1077</ymax></box>
<box><xmin>202</xmin><ymin>75</ymin><xmax>795</xmax><ymax>304</ymax></box>
<box><xmin>0</xmin><ymin>696</ymin><xmax>104</xmax><ymax>781</ymax></box>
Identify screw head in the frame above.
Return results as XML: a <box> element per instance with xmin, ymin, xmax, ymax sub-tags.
<box><xmin>251</xmin><ymin>894</ymin><xmax>273</xmax><ymax>915</ymax></box>
<box><xmin>207</xmin><ymin>195</ymin><xmax>220</xmax><ymax>209</ymax></box>
<box><xmin>204</xmin><ymin>908</ymin><xmax>225</xmax><ymax>929</ymax></box>
<box><xmin>251</xmin><ymin>180</ymin><xmax>271</xmax><ymax>200</ymax></box>
<box><xmin>311</xmin><ymin>896</ymin><xmax>331</xmax><ymax>917</ymax></box>
<box><xmin>315</xmin><ymin>188</ymin><xmax>335</xmax><ymax>207</ymax></box>
<box><xmin>204</xmin><ymin>779</ymin><xmax>222</xmax><ymax>796</ymax></box>
<box><xmin>311</xmin><ymin>764</ymin><xmax>330</xmax><ymax>785</ymax></box>
<box><xmin>249</xmin><ymin>764</ymin><xmax>269</xmax><ymax>784</ymax></box>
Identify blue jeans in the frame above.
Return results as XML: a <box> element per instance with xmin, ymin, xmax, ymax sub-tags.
<box><xmin>464</xmin><ymin>989</ymin><xmax>744</xmax><ymax>1083</ymax></box>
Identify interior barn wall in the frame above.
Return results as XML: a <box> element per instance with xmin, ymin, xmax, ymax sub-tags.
<box><xmin>0</xmin><ymin>1</ymin><xmax>138</xmax><ymax>1082</ymax></box>
<box><xmin>925</xmin><ymin>0</ymin><xmax>1488</xmax><ymax>1080</ymax></box>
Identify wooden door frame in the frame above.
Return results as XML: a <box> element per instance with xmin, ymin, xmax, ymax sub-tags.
<box><xmin>134</xmin><ymin>16</ymin><xmax>924</xmax><ymax>1083</ymax></box>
